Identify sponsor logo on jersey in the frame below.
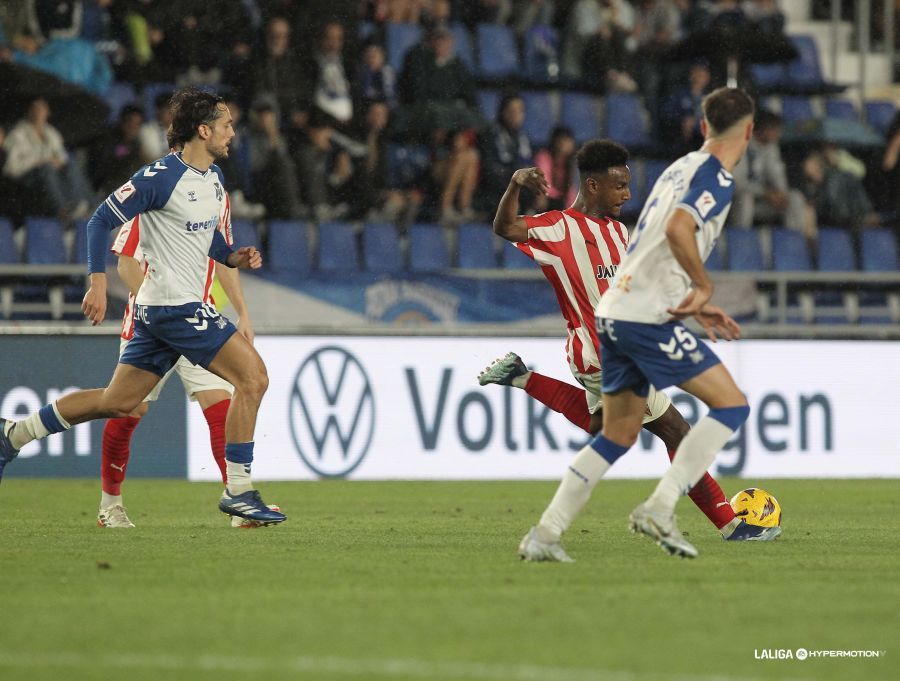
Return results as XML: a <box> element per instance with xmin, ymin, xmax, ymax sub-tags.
<box><xmin>596</xmin><ymin>264</ymin><xmax>618</xmax><ymax>280</ymax></box>
<box><xmin>695</xmin><ymin>190</ymin><xmax>717</xmax><ymax>218</ymax></box>
<box><xmin>184</xmin><ymin>215</ymin><xmax>219</xmax><ymax>232</ymax></box>
<box><xmin>114</xmin><ymin>181</ymin><xmax>136</xmax><ymax>203</ymax></box>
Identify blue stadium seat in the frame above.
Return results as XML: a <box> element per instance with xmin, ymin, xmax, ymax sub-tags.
<box><xmin>386</xmin><ymin>144</ymin><xmax>430</xmax><ymax>189</ymax></box>
<box><xmin>476</xmin><ymin>24</ymin><xmax>519</xmax><ymax>79</ymax></box>
<box><xmin>521</xmin><ymin>91</ymin><xmax>555</xmax><ymax>147</ymax></box>
<box><xmin>824</xmin><ymin>99</ymin><xmax>858</xmax><ymax>121</ymax></box>
<box><xmin>771</xmin><ymin>228</ymin><xmax>812</xmax><ymax>271</ymax></box>
<box><xmin>604</xmin><ymin>93</ymin><xmax>651</xmax><ymax>148</ymax></box>
<box><xmin>267</xmin><ymin>220</ymin><xmax>310</xmax><ymax>276</ymax></box>
<box><xmin>230</xmin><ymin>220</ymin><xmax>258</xmax><ymax>248</ymax></box>
<box><xmin>457</xmin><ymin>223</ymin><xmax>497</xmax><ymax>268</ymax></box>
<box><xmin>749</xmin><ymin>62</ymin><xmax>786</xmax><ymax>90</ymax></box>
<box><xmin>141</xmin><ymin>82</ymin><xmax>175</xmax><ymax>121</ymax></box>
<box><xmin>786</xmin><ymin>35</ymin><xmax>824</xmax><ymax>88</ymax></box>
<box><xmin>560</xmin><ymin>93</ymin><xmax>600</xmax><ymax>143</ymax></box>
<box><xmin>780</xmin><ymin>96</ymin><xmax>815</xmax><ymax>126</ymax></box>
<box><xmin>726</xmin><ymin>229</ymin><xmax>765</xmax><ymax>271</ymax></box>
<box><xmin>72</xmin><ymin>218</ymin><xmax>119</xmax><ymax>267</ymax></box>
<box><xmin>358</xmin><ymin>21</ymin><xmax>376</xmax><ymax>41</ymax></box>
<box><xmin>103</xmin><ymin>82</ymin><xmax>137</xmax><ymax>123</ymax></box>
<box><xmin>706</xmin><ymin>239</ymin><xmax>725</xmax><ymax>271</ymax></box>
<box><xmin>816</xmin><ymin>227</ymin><xmax>855</xmax><ymax>271</ymax></box>
<box><xmin>503</xmin><ymin>243</ymin><xmax>534</xmax><ymax>269</ymax></box>
<box><xmin>523</xmin><ymin>25</ymin><xmax>559</xmax><ymax>83</ymax></box>
<box><xmin>386</xmin><ymin>23</ymin><xmax>423</xmax><ymax>72</ymax></box>
<box><xmin>362</xmin><ymin>222</ymin><xmax>404</xmax><ymax>273</ymax></box>
<box><xmin>477</xmin><ymin>89</ymin><xmax>500</xmax><ymax>121</ymax></box>
<box><xmin>864</xmin><ymin>100</ymin><xmax>897</xmax><ymax>136</ymax></box>
<box><xmin>0</xmin><ymin>218</ymin><xmax>18</xmax><ymax>264</ymax></box>
<box><xmin>449</xmin><ymin>23</ymin><xmax>475</xmax><ymax>70</ymax></box>
<box><xmin>25</xmin><ymin>218</ymin><xmax>67</xmax><ymax>264</ymax></box>
<box><xmin>860</xmin><ymin>228</ymin><xmax>898</xmax><ymax>271</ymax></box>
<box><xmin>409</xmin><ymin>223</ymin><xmax>449</xmax><ymax>271</ymax></box>
<box><xmin>318</xmin><ymin>222</ymin><xmax>358</xmax><ymax>272</ymax></box>
<box><xmin>643</xmin><ymin>159</ymin><xmax>669</xmax><ymax>192</ymax></box>
<box><xmin>620</xmin><ymin>159</ymin><xmax>644</xmax><ymax>215</ymax></box>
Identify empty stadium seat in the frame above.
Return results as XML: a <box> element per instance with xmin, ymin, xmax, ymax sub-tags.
<box><xmin>457</xmin><ymin>223</ymin><xmax>497</xmax><ymax>268</ymax></box>
<box><xmin>864</xmin><ymin>100</ymin><xmax>897</xmax><ymax>136</ymax></box>
<box><xmin>318</xmin><ymin>222</ymin><xmax>358</xmax><ymax>272</ymax></box>
<box><xmin>824</xmin><ymin>99</ymin><xmax>858</xmax><ymax>121</ymax></box>
<box><xmin>103</xmin><ymin>82</ymin><xmax>137</xmax><ymax>123</ymax></box>
<box><xmin>726</xmin><ymin>229</ymin><xmax>765</xmax><ymax>271</ymax></box>
<box><xmin>780</xmin><ymin>96</ymin><xmax>815</xmax><ymax>125</ymax></box>
<box><xmin>604</xmin><ymin>93</ymin><xmax>651</xmax><ymax>149</ymax></box>
<box><xmin>25</xmin><ymin>218</ymin><xmax>67</xmax><ymax>264</ymax></box>
<box><xmin>771</xmin><ymin>228</ymin><xmax>812</xmax><ymax>270</ymax></box>
<box><xmin>477</xmin><ymin>89</ymin><xmax>500</xmax><ymax>121</ymax></box>
<box><xmin>476</xmin><ymin>24</ymin><xmax>519</xmax><ymax>79</ymax></box>
<box><xmin>816</xmin><ymin>228</ymin><xmax>855</xmax><ymax>271</ymax></box>
<box><xmin>409</xmin><ymin>223</ymin><xmax>449</xmax><ymax>271</ymax></box>
<box><xmin>363</xmin><ymin>222</ymin><xmax>404</xmax><ymax>273</ymax></box>
<box><xmin>141</xmin><ymin>82</ymin><xmax>175</xmax><ymax>121</ymax></box>
<box><xmin>749</xmin><ymin>62</ymin><xmax>786</xmax><ymax>91</ymax></box>
<box><xmin>449</xmin><ymin>23</ymin><xmax>475</xmax><ymax>69</ymax></box>
<box><xmin>72</xmin><ymin>218</ymin><xmax>118</xmax><ymax>267</ymax></box>
<box><xmin>860</xmin><ymin>229</ymin><xmax>898</xmax><ymax>271</ymax></box>
<box><xmin>0</xmin><ymin>218</ymin><xmax>17</xmax><ymax>264</ymax></box>
<box><xmin>643</xmin><ymin>159</ymin><xmax>669</xmax><ymax>192</ymax></box>
<box><xmin>386</xmin><ymin>23</ymin><xmax>423</xmax><ymax>72</ymax></box>
<box><xmin>503</xmin><ymin>243</ymin><xmax>534</xmax><ymax>269</ymax></box>
<box><xmin>560</xmin><ymin>93</ymin><xmax>600</xmax><ymax>143</ymax></box>
<box><xmin>523</xmin><ymin>25</ymin><xmax>559</xmax><ymax>83</ymax></box>
<box><xmin>267</xmin><ymin>220</ymin><xmax>310</xmax><ymax>276</ymax></box>
<box><xmin>229</xmin><ymin>220</ymin><xmax>258</xmax><ymax>248</ymax></box>
<box><xmin>521</xmin><ymin>91</ymin><xmax>555</xmax><ymax>146</ymax></box>
<box><xmin>786</xmin><ymin>35</ymin><xmax>825</xmax><ymax>89</ymax></box>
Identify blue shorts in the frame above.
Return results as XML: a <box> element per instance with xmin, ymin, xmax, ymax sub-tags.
<box><xmin>120</xmin><ymin>302</ymin><xmax>237</xmax><ymax>377</ymax></box>
<box><xmin>597</xmin><ymin>318</ymin><xmax>721</xmax><ymax>396</ymax></box>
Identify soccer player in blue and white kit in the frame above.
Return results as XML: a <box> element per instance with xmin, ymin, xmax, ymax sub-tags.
<box><xmin>520</xmin><ymin>88</ymin><xmax>780</xmax><ymax>561</ymax></box>
<box><xmin>0</xmin><ymin>88</ymin><xmax>285</xmax><ymax>525</ymax></box>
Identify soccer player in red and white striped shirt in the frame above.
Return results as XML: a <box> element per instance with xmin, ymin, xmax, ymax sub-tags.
<box><xmin>482</xmin><ymin>140</ymin><xmax>741</xmax><ymax>560</ymax></box>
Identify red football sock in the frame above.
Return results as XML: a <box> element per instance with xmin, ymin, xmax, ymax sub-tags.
<box><xmin>524</xmin><ymin>371</ymin><xmax>592</xmax><ymax>432</ymax></box>
<box><xmin>667</xmin><ymin>449</ymin><xmax>735</xmax><ymax>529</ymax></box>
<box><xmin>203</xmin><ymin>399</ymin><xmax>230</xmax><ymax>484</ymax></box>
<box><xmin>101</xmin><ymin>416</ymin><xmax>141</xmax><ymax>496</ymax></box>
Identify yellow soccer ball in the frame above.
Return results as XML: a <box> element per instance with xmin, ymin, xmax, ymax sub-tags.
<box><xmin>729</xmin><ymin>488</ymin><xmax>782</xmax><ymax>528</ymax></box>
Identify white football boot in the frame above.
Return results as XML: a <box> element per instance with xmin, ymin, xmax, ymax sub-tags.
<box><xmin>518</xmin><ymin>527</ymin><xmax>575</xmax><ymax>563</ymax></box>
<box><xmin>97</xmin><ymin>504</ymin><xmax>135</xmax><ymax>528</ymax></box>
<box><xmin>629</xmin><ymin>502</ymin><xmax>697</xmax><ymax>558</ymax></box>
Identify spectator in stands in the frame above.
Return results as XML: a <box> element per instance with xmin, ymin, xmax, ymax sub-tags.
<box><xmin>91</xmin><ymin>103</ymin><xmax>144</xmax><ymax>196</ymax></box>
<box><xmin>534</xmin><ymin>125</ymin><xmax>577</xmax><ymax>212</ymax></box>
<box><xmin>802</xmin><ymin>143</ymin><xmax>880</xmax><ymax>234</ymax></box>
<box><xmin>2</xmin><ymin>96</ymin><xmax>93</xmax><ymax>220</ymax></box>
<box><xmin>878</xmin><ymin>112</ymin><xmax>900</xmax><ymax>225</ymax></box>
<box><xmin>480</xmin><ymin>93</ymin><xmax>533</xmax><ymax>212</ymax></box>
<box><xmin>631</xmin><ymin>0</ymin><xmax>682</xmax><ymax>117</ymax></box>
<box><xmin>295</xmin><ymin>108</ymin><xmax>360</xmax><ymax>221</ymax></box>
<box><xmin>249</xmin><ymin>16</ymin><xmax>308</xmax><ymax>121</ymax></box>
<box><xmin>138</xmin><ymin>90</ymin><xmax>173</xmax><ymax>164</ymax></box>
<box><xmin>8</xmin><ymin>27</ymin><xmax>112</xmax><ymax>95</ymax></box>
<box><xmin>508</xmin><ymin>1</ymin><xmax>557</xmax><ymax>37</ymax></box>
<box><xmin>304</xmin><ymin>21</ymin><xmax>354</xmax><ymax>127</ymax></box>
<box><xmin>658</xmin><ymin>59</ymin><xmax>710</xmax><ymax>154</ymax></box>
<box><xmin>246</xmin><ymin>98</ymin><xmax>304</xmax><ymax>219</ymax></box>
<box><xmin>396</xmin><ymin>25</ymin><xmax>481</xmax><ymax>142</ymax></box>
<box><xmin>25</xmin><ymin>0</ymin><xmax>83</xmax><ymax>40</ymax></box>
<box><xmin>432</xmin><ymin>128</ymin><xmax>479</xmax><ymax>223</ymax></box>
<box><xmin>743</xmin><ymin>0</ymin><xmax>786</xmax><ymax>35</ymax></box>
<box><xmin>357</xmin><ymin>42</ymin><xmax>396</xmax><ymax>108</ymax></box>
<box><xmin>366</xmin><ymin>0</ymin><xmax>424</xmax><ymax>24</ymax></box>
<box><xmin>562</xmin><ymin>0</ymin><xmax>636</xmax><ymax>92</ymax></box>
<box><xmin>730</xmin><ymin>110</ymin><xmax>816</xmax><ymax>238</ymax></box>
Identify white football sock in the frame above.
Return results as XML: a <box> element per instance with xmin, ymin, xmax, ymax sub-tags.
<box><xmin>647</xmin><ymin>416</ymin><xmax>735</xmax><ymax>514</ymax></box>
<box><xmin>536</xmin><ymin>445</ymin><xmax>612</xmax><ymax>543</ymax></box>
<box><xmin>100</xmin><ymin>492</ymin><xmax>123</xmax><ymax>509</ymax></box>
<box><xmin>511</xmin><ymin>371</ymin><xmax>531</xmax><ymax>389</ymax></box>
<box><xmin>226</xmin><ymin>461</ymin><xmax>253</xmax><ymax>495</ymax></box>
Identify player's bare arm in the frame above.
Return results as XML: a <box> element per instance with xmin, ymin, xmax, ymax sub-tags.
<box><xmin>117</xmin><ymin>254</ymin><xmax>144</xmax><ymax>297</ymax></box>
<box><xmin>493</xmin><ymin>167</ymin><xmax>550</xmax><ymax>243</ymax></box>
<box><xmin>664</xmin><ymin>208</ymin><xmax>714</xmax><ymax>318</ymax></box>
<box><xmin>215</xmin><ymin>262</ymin><xmax>254</xmax><ymax>344</ymax></box>
<box><xmin>226</xmin><ymin>246</ymin><xmax>262</xmax><ymax>270</ymax></box>
<box><xmin>82</xmin><ymin>273</ymin><xmax>108</xmax><ymax>326</ymax></box>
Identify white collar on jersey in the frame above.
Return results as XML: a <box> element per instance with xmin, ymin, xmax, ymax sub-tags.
<box><xmin>173</xmin><ymin>151</ymin><xmax>212</xmax><ymax>177</ymax></box>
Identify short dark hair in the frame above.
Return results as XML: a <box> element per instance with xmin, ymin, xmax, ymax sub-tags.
<box><xmin>168</xmin><ymin>87</ymin><xmax>226</xmax><ymax>148</ymax></box>
<box><xmin>702</xmin><ymin>87</ymin><xmax>755</xmax><ymax>135</ymax></box>
<box><xmin>576</xmin><ymin>139</ymin><xmax>629</xmax><ymax>176</ymax></box>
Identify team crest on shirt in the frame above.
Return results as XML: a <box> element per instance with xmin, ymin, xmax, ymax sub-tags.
<box><xmin>114</xmin><ymin>181</ymin><xmax>136</xmax><ymax>203</ymax></box>
<box><xmin>187</xmin><ymin>190</ymin><xmax>197</xmax><ymax>202</ymax></box>
<box><xmin>695</xmin><ymin>190</ymin><xmax>717</xmax><ymax>218</ymax></box>
<box><xmin>213</xmin><ymin>182</ymin><xmax>224</xmax><ymax>201</ymax></box>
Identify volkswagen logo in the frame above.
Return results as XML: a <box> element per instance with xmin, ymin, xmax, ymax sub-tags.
<box><xmin>288</xmin><ymin>346</ymin><xmax>375</xmax><ymax>478</ymax></box>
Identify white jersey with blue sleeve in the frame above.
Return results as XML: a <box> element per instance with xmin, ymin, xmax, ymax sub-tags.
<box><xmin>85</xmin><ymin>151</ymin><xmax>233</xmax><ymax>307</ymax></box>
<box><xmin>596</xmin><ymin>151</ymin><xmax>735</xmax><ymax>324</ymax></box>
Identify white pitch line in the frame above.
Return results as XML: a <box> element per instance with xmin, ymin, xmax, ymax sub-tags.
<box><xmin>0</xmin><ymin>651</ymin><xmax>825</xmax><ymax>681</ymax></box>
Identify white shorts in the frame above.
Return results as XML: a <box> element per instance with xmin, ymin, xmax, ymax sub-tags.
<box><xmin>119</xmin><ymin>338</ymin><xmax>234</xmax><ymax>403</ymax></box>
<box><xmin>573</xmin><ymin>368</ymin><xmax>671</xmax><ymax>424</ymax></box>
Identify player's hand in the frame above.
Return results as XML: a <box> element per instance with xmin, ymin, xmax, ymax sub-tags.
<box><xmin>511</xmin><ymin>167</ymin><xmax>550</xmax><ymax>196</ymax></box>
<box><xmin>228</xmin><ymin>246</ymin><xmax>262</xmax><ymax>270</ymax></box>
<box><xmin>82</xmin><ymin>280</ymin><xmax>107</xmax><ymax>326</ymax></box>
<box><xmin>238</xmin><ymin>316</ymin><xmax>255</xmax><ymax>345</ymax></box>
<box><xmin>695</xmin><ymin>304</ymin><xmax>741</xmax><ymax>342</ymax></box>
<box><xmin>666</xmin><ymin>284</ymin><xmax>712</xmax><ymax>320</ymax></box>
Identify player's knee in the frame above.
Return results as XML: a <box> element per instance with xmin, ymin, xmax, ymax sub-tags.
<box><xmin>708</xmin><ymin>404</ymin><xmax>750</xmax><ymax>432</ymax></box>
<box><xmin>238</xmin><ymin>368</ymin><xmax>268</xmax><ymax>401</ymax></box>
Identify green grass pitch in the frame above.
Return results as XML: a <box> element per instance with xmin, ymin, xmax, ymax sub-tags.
<box><xmin>0</xmin><ymin>479</ymin><xmax>897</xmax><ymax>681</ymax></box>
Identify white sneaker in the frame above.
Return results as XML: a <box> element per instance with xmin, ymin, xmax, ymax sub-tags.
<box><xmin>629</xmin><ymin>502</ymin><xmax>697</xmax><ymax>558</ymax></box>
<box><xmin>230</xmin><ymin>504</ymin><xmax>281</xmax><ymax>528</ymax></box>
<box><xmin>97</xmin><ymin>504</ymin><xmax>135</xmax><ymax>528</ymax></box>
<box><xmin>518</xmin><ymin>527</ymin><xmax>574</xmax><ymax>562</ymax></box>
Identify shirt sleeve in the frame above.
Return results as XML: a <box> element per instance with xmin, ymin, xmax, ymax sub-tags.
<box><xmin>208</xmin><ymin>229</ymin><xmax>234</xmax><ymax>266</ymax></box>
<box><xmin>676</xmin><ymin>161</ymin><xmax>735</xmax><ymax>228</ymax></box>
<box><xmin>516</xmin><ymin>211</ymin><xmax>566</xmax><ymax>258</ymax></box>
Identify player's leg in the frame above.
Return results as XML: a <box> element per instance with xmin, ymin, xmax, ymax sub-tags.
<box><xmin>98</xmin><ymin>401</ymin><xmax>148</xmax><ymax>528</ymax></box>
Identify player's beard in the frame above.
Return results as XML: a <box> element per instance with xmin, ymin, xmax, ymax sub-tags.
<box><xmin>211</xmin><ymin>143</ymin><xmax>230</xmax><ymax>162</ymax></box>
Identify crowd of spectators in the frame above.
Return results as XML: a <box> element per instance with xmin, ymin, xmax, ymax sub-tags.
<box><xmin>0</xmin><ymin>0</ymin><xmax>896</xmax><ymax>252</ymax></box>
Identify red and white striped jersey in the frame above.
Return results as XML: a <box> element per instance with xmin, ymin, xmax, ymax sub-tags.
<box><xmin>516</xmin><ymin>208</ymin><xmax>629</xmax><ymax>374</ymax></box>
<box><xmin>113</xmin><ymin>192</ymin><xmax>233</xmax><ymax>340</ymax></box>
